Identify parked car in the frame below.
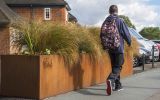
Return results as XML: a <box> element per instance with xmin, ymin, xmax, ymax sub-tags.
<box><xmin>133</xmin><ymin>47</ymin><xmax>151</xmax><ymax>67</ymax></box>
<box><xmin>152</xmin><ymin>40</ymin><xmax>160</xmax><ymax>44</ymax></box>
<box><xmin>129</xmin><ymin>28</ymin><xmax>159</xmax><ymax>62</ymax></box>
<box><xmin>143</xmin><ymin>38</ymin><xmax>159</xmax><ymax>61</ymax></box>
<box><xmin>152</xmin><ymin>40</ymin><xmax>160</xmax><ymax>60</ymax></box>
<box><xmin>156</xmin><ymin>43</ymin><xmax>160</xmax><ymax>51</ymax></box>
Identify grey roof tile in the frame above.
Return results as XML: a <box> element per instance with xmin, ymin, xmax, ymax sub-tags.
<box><xmin>4</xmin><ymin>0</ymin><xmax>71</xmax><ymax>11</ymax></box>
<box><xmin>0</xmin><ymin>0</ymin><xmax>21</xmax><ymax>26</ymax></box>
<box><xmin>4</xmin><ymin>0</ymin><xmax>67</xmax><ymax>5</ymax></box>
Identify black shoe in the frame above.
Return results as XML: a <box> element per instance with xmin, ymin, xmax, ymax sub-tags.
<box><xmin>114</xmin><ymin>84</ymin><xmax>123</xmax><ymax>91</ymax></box>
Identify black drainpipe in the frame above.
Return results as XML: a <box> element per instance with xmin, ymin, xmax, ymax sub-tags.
<box><xmin>30</xmin><ymin>4</ymin><xmax>34</xmax><ymax>21</ymax></box>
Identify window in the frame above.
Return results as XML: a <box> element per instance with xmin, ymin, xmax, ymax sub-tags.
<box><xmin>44</xmin><ymin>8</ymin><xmax>51</xmax><ymax>20</ymax></box>
<box><xmin>66</xmin><ymin>10</ymin><xmax>68</xmax><ymax>21</ymax></box>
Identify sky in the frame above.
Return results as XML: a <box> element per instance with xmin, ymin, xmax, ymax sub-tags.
<box><xmin>66</xmin><ymin>0</ymin><xmax>160</xmax><ymax>31</ymax></box>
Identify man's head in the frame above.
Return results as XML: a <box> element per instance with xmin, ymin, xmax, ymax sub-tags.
<box><xmin>109</xmin><ymin>5</ymin><xmax>118</xmax><ymax>15</ymax></box>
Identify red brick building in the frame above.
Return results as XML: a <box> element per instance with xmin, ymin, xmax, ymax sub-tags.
<box><xmin>4</xmin><ymin>0</ymin><xmax>72</xmax><ymax>24</ymax></box>
<box><xmin>0</xmin><ymin>0</ymin><xmax>20</xmax><ymax>54</ymax></box>
<box><xmin>0</xmin><ymin>0</ymin><xmax>77</xmax><ymax>54</ymax></box>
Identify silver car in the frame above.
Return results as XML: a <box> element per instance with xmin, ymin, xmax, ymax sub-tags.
<box><xmin>129</xmin><ymin>28</ymin><xmax>159</xmax><ymax>61</ymax></box>
<box><xmin>133</xmin><ymin>47</ymin><xmax>151</xmax><ymax>67</ymax></box>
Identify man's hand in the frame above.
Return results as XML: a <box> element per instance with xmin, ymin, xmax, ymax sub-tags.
<box><xmin>128</xmin><ymin>43</ymin><xmax>131</xmax><ymax>47</ymax></box>
<box><xmin>128</xmin><ymin>43</ymin><xmax>132</xmax><ymax>48</ymax></box>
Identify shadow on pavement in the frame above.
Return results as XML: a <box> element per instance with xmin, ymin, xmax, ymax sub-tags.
<box><xmin>84</xmin><ymin>87</ymin><xmax>106</xmax><ymax>91</ymax></box>
<box><xmin>75</xmin><ymin>89</ymin><xmax>107</xmax><ymax>96</ymax></box>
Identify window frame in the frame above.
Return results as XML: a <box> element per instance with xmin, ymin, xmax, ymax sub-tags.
<box><xmin>44</xmin><ymin>8</ymin><xmax>51</xmax><ymax>20</ymax></box>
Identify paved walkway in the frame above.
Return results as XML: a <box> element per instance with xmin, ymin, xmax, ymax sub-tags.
<box><xmin>46</xmin><ymin>68</ymin><xmax>160</xmax><ymax>100</ymax></box>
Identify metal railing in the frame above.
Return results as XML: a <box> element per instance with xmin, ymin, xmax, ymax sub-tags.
<box><xmin>142</xmin><ymin>53</ymin><xmax>145</xmax><ymax>71</ymax></box>
<box><xmin>152</xmin><ymin>45</ymin><xmax>155</xmax><ymax>68</ymax></box>
<box><xmin>142</xmin><ymin>45</ymin><xmax>155</xmax><ymax>71</ymax></box>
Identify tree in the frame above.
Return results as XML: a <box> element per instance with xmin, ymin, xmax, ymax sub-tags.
<box><xmin>119</xmin><ymin>15</ymin><xmax>136</xmax><ymax>29</ymax></box>
<box><xmin>139</xmin><ymin>27</ymin><xmax>160</xmax><ymax>39</ymax></box>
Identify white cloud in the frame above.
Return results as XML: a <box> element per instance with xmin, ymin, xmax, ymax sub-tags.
<box><xmin>118</xmin><ymin>2</ymin><xmax>160</xmax><ymax>31</ymax></box>
<box><xmin>66</xmin><ymin>0</ymin><xmax>107</xmax><ymax>25</ymax></box>
<box><xmin>66</xmin><ymin>0</ymin><xmax>160</xmax><ymax>31</ymax></box>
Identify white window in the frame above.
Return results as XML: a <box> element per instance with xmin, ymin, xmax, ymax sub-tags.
<box><xmin>44</xmin><ymin>8</ymin><xmax>51</xmax><ymax>20</ymax></box>
<box><xmin>66</xmin><ymin>10</ymin><xmax>68</xmax><ymax>22</ymax></box>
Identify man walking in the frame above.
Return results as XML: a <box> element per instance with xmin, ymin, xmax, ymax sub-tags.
<box><xmin>100</xmin><ymin>5</ymin><xmax>131</xmax><ymax>95</ymax></box>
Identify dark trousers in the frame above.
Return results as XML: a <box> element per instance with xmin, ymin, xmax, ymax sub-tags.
<box><xmin>108</xmin><ymin>53</ymin><xmax>124</xmax><ymax>85</ymax></box>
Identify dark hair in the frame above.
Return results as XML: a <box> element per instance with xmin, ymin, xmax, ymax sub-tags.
<box><xmin>109</xmin><ymin>5</ymin><xmax>118</xmax><ymax>14</ymax></box>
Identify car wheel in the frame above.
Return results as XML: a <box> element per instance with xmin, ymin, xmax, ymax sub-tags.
<box><xmin>133</xmin><ymin>56</ymin><xmax>139</xmax><ymax>67</ymax></box>
<box><xmin>154</xmin><ymin>56</ymin><xmax>159</xmax><ymax>62</ymax></box>
<box><xmin>154</xmin><ymin>58</ymin><xmax>158</xmax><ymax>62</ymax></box>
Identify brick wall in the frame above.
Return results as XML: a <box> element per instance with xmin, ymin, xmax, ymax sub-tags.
<box><xmin>11</xmin><ymin>7</ymin><xmax>67</xmax><ymax>24</ymax></box>
<box><xmin>11</xmin><ymin>7</ymin><xmax>31</xmax><ymax>20</ymax></box>
<box><xmin>0</xmin><ymin>7</ymin><xmax>68</xmax><ymax>55</ymax></box>
<box><xmin>0</xmin><ymin>26</ymin><xmax>10</xmax><ymax>54</ymax></box>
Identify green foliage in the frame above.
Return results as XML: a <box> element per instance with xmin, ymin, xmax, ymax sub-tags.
<box><xmin>12</xmin><ymin>21</ymin><xmax>138</xmax><ymax>65</ymax></box>
<box><xmin>79</xmin><ymin>27</ymin><xmax>103</xmax><ymax>59</ymax></box>
<box><xmin>119</xmin><ymin>15</ymin><xmax>136</xmax><ymax>29</ymax></box>
<box><xmin>139</xmin><ymin>27</ymin><xmax>160</xmax><ymax>39</ymax></box>
<box><xmin>12</xmin><ymin>21</ymin><xmax>103</xmax><ymax>65</ymax></box>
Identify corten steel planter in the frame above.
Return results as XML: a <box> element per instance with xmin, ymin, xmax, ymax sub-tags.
<box><xmin>0</xmin><ymin>53</ymin><xmax>133</xmax><ymax>99</ymax></box>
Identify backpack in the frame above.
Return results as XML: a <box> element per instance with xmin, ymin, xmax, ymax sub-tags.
<box><xmin>101</xmin><ymin>18</ymin><xmax>120</xmax><ymax>50</ymax></box>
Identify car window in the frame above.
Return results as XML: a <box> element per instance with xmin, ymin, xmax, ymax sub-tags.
<box><xmin>130</xmin><ymin>29</ymin><xmax>144</xmax><ymax>39</ymax></box>
<box><xmin>129</xmin><ymin>29</ymin><xmax>143</xmax><ymax>39</ymax></box>
<box><xmin>153</xmin><ymin>41</ymin><xmax>160</xmax><ymax>44</ymax></box>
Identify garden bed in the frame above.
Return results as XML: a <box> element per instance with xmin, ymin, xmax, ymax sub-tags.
<box><xmin>0</xmin><ymin>53</ymin><xmax>132</xmax><ymax>99</ymax></box>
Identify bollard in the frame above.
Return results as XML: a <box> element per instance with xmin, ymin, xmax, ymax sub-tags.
<box><xmin>142</xmin><ymin>53</ymin><xmax>145</xmax><ymax>71</ymax></box>
<box><xmin>152</xmin><ymin>46</ymin><xmax>154</xmax><ymax>68</ymax></box>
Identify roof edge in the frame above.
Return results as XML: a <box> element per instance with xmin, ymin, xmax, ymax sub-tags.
<box><xmin>64</xmin><ymin>1</ymin><xmax>71</xmax><ymax>11</ymax></box>
<box><xmin>6</xmin><ymin>1</ymin><xmax>71</xmax><ymax>11</ymax></box>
